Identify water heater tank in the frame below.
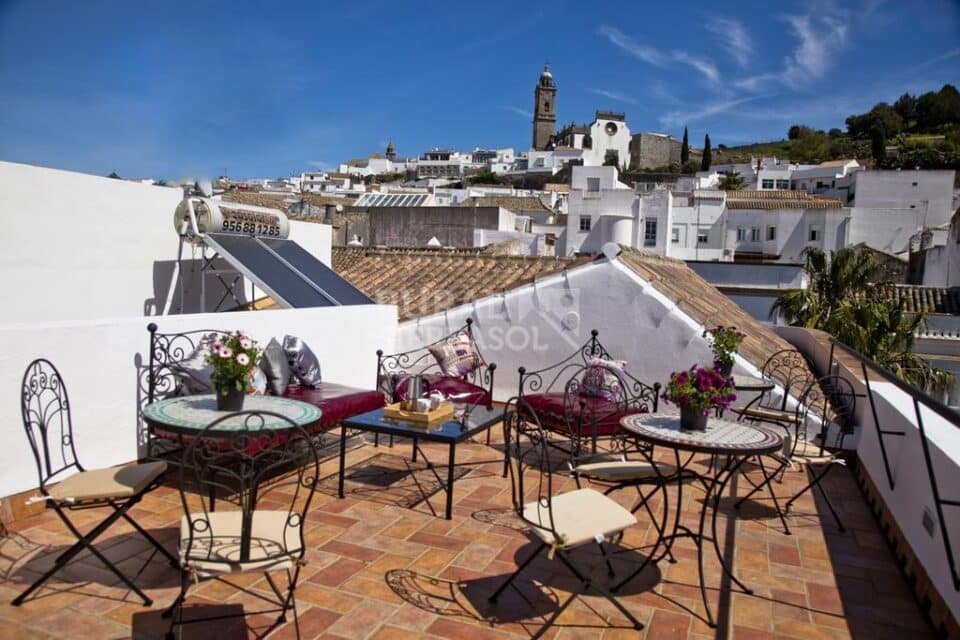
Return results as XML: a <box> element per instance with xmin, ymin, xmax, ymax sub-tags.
<box><xmin>174</xmin><ymin>197</ymin><xmax>290</xmax><ymax>242</ymax></box>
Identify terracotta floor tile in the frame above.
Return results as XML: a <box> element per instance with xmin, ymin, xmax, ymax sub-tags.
<box><xmin>0</xmin><ymin>445</ymin><xmax>935</xmax><ymax>640</ymax></box>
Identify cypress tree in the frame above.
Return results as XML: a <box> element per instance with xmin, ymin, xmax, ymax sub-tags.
<box><xmin>681</xmin><ymin>126</ymin><xmax>689</xmax><ymax>164</ymax></box>
<box><xmin>871</xmin><ymin>128</ymin><xmax>887</xmax><ymax>166</ymax></box>
<box><xmin>701</xmin><ymin>134</ymin><xmax>712</xmax><ymax>171</ymax></box>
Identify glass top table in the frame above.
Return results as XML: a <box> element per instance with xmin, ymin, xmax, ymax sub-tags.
<box><xmin>339</xmin><ymin>404</ymin><xmax>503</xmax><ymax>519</ymax></box>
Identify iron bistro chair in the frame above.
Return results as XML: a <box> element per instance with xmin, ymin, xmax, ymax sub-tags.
<box><xmin>162</xmin><ymin>410</ymin><xmax>320</xmax><ymax>640</ymax></box>
<box><xmin>736</xmin><ymin>374</ymin><xmax>857</xmax><ymax>532</ymax></box>
<box><xmin>13</xmin><ymin>359</ymin><xmax>177</xmax><ymax>606</ymax></box>
<box><xmin>488</xmin><ymin>397</ymin><xmax>644</xmax><ymax>633</ymax></box>
<box><xmin>735</xmin><ymin>348</ymin><xmax>815</xmax><ymax>429</ymax></box>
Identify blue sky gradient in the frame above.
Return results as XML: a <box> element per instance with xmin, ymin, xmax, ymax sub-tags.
<box><xmin>0</xmin><ymin>0</ymin><xmax>958</xmax><ymax>179</ymax></box>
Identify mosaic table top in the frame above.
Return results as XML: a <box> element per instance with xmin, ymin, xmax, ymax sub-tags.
<box><xmin>143</xmin><ymin>394</ymin><xmax>321</xmax><ymax>434</ymax></box>
<box><xmin>620</xmin><ymin>413</ymin><xmax>783</xmax><ymax>455</ymax></box>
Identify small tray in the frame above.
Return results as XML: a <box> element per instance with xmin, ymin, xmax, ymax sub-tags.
<box><xmin>383</xmin><ymin>401</ymin><xmax>455</xmax><ymax>424</ymax></box>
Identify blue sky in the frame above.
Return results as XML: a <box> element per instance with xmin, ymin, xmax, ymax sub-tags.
<box><xmin>0</xmin><ymin>0</ymin><xmax>958</xmax><ymax>180</ymax></box>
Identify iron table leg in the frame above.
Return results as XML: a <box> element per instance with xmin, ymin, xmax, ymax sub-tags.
<box><xmin>338</xmin><ymin>423</ymin><xmax>347</xmax><ymax>499</ymax></box>
<box><xmin>445</xmin><ymin>443</ymin><xmax>457</xmax><ymax>519</ymax></box>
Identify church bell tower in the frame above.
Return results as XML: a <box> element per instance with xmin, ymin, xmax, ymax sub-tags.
<box><xmin>532</xmin><ymin>64</ymin><xmax>556</xmax><ymax>150</ymax></box>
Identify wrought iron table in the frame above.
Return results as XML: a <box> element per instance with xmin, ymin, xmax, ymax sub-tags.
<box><xmin>143</xmin><ymin>394</ymin><xmax>321</xmax><ymax>457</ymax></box>
<box><xmin>339</xmin><ymin>404</ymin><xmax>502</xmax><ymax>519</ymax></box>
<box><xmin>142</xmin><ymin>394</ymin><xmax>322</xmax><ymax>439</ymax></box>
<box><xmin>617</xmin><ymin>414</ymin><xmax>784</xmax><ymax>628</ymax></box>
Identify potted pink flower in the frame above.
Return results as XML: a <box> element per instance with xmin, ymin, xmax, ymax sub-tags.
<box><xmin>206</xmin><ymin>331</ymin><xmax>262</xmax><ymax>411</ymax></box>
<box><xmin>662</xmin><ymin>364</ymin><xmax>736</xmax><ymax>430</ymax></box>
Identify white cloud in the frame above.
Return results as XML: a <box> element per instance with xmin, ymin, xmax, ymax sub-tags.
<box><xmin>706</xmin><ymin>18</ymin><xmax>753</xmax><ymax>67</ymax></box>
<box><xmin>589</xmin><ymin>88</ymin><xmax>638</xmax><ymax>105</ymax></box>
<box><xmin>598</xmin><ymin>25</ymin><xmax>720</xmax><ymax>85</ymax></box>
<box><xmin>503</xmin><ymin>105</ymin><xmax>533</xmax><ymax>118</ymax></box>
<box><xmin>659</xmin><ymin>96</ymin><xmax>761</xmax><ymax>127</ymax></box>
<box><xmin>910</xmin><ymin>47</ymin><xmax>960</xmax><ymax>71</ymax></box>
<box><xmin>782</xmin><ymin>14</ymin><xmax>848</xmax><ymax>88</ymax></box>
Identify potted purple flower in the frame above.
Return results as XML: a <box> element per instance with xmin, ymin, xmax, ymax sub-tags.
<box><xmin>662</xmin><ymin>364</ymin><xmax>736</xmax><ymax>430</ymax></box>
<box><xmin>206</xmin><ymin>331</ymin><xmax>262</xmax><ymax>411</ymax></box>
<box><xmin>703</xmin><ymin>325</ymin><xmax>745</xmax><ymax>377</ymax></box>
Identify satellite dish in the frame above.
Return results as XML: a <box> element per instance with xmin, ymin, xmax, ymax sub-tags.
<box><xmin>197</xmin><ymin>179</ymin><xmax>213</xmax><ymax>197</ymax></box>
<box><xmin>336</xmin><ymin>204</ymin><xmax>344</xmax><ymax>213</ymax></box>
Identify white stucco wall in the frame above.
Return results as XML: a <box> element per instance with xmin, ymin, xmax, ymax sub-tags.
<box><xmin>0</xmin><ymin>161</ymin><xmax>184</xmax><ymax>323</ymax></box>
<box><xmin>0</xmin><ymin>162</ymin><xmax>337</xmax><ymax>323</ymax></box>
<box><xmin>393</xmin><ymin>257</ymin><xmax>758</xmax><ymax>401</ymax></box>
<box><xmin>0</xmin><ymin>304</ymin><xmax>398</xmax><ymax>497</ymax></box>
<box><xmin>849</xmin><ymin>207</ymin><xmax>926</xmax><ymax>254</ymax></box>
<box><xmin>853</xmin><ymin>170</ymin><xmax>955</xmax><ymax>225</ymax></box>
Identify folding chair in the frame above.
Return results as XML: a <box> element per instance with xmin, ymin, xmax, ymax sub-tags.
<box><xmin>162</xmin><ymin>410</ymin><xmax>320</xmax><ymax>639</ymax></box>
<box><xmin>13</xmin><ymin>358</ymin><xmax>177</xmax><ymax>606</ymax></box>
<box><xmin>488</xmin><ymin>397</ymin><xmax>644</xmax><ymax>633</ymax></box>
<box><xmin>736</xmin><ymin>375</ymin><xmax>857</xmax><ymax>532</ymax></box>
<box><xmin>735</xmin><ymin>348</ymin><xmax>814</xmax><ymax>429</ymax></box>
<box><xmin>567</xmin><ymin>440</ymin><xmax>677</xmax><ymax>563</ymax></box>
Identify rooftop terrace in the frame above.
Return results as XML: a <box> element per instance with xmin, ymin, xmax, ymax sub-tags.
<box><xmin>0</xmin><ymin>422</ymin><xmax>935</xmax><ymax>639</ymax></box>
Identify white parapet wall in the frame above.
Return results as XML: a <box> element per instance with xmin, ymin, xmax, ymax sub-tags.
<box><xmin>0</xmin><ymin>161</ymin><xmax>335</xmax><ymax>323</ymax></box>
<box><xmin>0</xmin><ymin>304</ymin><xmax>397</xmax><ymax>497</ymax></box>
<box><xmin>777</xmin><ymin>326</ymin><xmax>960</xmax><ymax>624</ymax></box>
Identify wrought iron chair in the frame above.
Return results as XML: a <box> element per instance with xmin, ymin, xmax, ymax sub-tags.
<box><xmin>736</xmin><ymin>374</ymin><xmax>857</xmax><ymax>532</ymax></box>
<box><xmin>376</xmin><ymin>317</ymin><xmax>496</xmax><ymax>407</ymax></box>
<box><xmin>782</xmin><ymin>375</ymin><xmax>857</xmax><ymax>531</ymax></box>
<box><xmin>488</xmin><ymin>397</ymin><xmax>644</xmax><ymax>633</ymax></box>
<box><xmin>735</xmin><ymin>348</ymin><xmax>815</xmax><ymax>429</ymax></box>
<box><xmin>517</xmin><ymin>329</ymin><xmax>660</xmax><ymax>457</ymax></box>
<box><xmin>13</xmin><ymin>359</ymin><xmax>177</xmax><ymax>606</ymax></box>
<box><xmin>568</xmin><ymin>443</ymin><xmax>678</xmax><ymax>564</ymax></box>
<box><xmin>163</xmin><ymin>410</ymin><xmax>320</xmax><ymax>639</ymax></box>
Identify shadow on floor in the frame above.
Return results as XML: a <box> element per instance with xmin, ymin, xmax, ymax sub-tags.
<box><xmin>385</xmin><ymin>537</ymin><xmax>663</xmax><ymax>638</ymax></box>
<box><xmin>5</xmin><ymin>526</ymin><xmax>181</xmax><ymax>599</ymax></box>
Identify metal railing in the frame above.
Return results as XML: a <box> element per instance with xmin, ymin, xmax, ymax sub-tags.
<box><xmin>827</xmin><ymin>338</ymin><xmax>960</xmax><ymax>592</ymax></box>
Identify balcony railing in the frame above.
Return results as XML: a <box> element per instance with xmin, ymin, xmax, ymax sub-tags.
<box><xmin>826</xmin><ymin>338</ymin><xmax>960</xmax><ymax>593</ymax></box>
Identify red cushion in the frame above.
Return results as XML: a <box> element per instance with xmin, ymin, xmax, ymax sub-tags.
<box><xmin>282</xmin><ymin>382</ymin><xmax>385</xmax><ymax>429</ymax></box>
<box><xmin>521</xmin><ymin>392</ymin><xmax>645</xmax><ymax>438</ymax></box>
<box><xmin>394</xmin><ymin>373</ymin><xmax>490</xmax><ymax>406</ymax></box>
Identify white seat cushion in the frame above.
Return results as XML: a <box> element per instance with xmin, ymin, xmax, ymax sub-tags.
<box><xmin>523</xmin><ymin>488</ymin><xmax>637</xmax><ymax>549</ymax></box>
<box><xmin>180</xmin><ymin>510</ymin><xmax>303</xmax><ymax>576</ymax></box>
<box><xmin>48</xmin><ymin>461</ymin><xmax>167</xmax><ymax>503</ymax></box>
<box><xmin>575</xmin><ymin>460</ymin><xmax>676</xmax><ymax>482</ymax></box>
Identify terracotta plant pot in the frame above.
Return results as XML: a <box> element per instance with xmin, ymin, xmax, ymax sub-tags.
<box><xmin>215</xmin><ymin>382</ymin><xmax>245</xmax><ymax>411</ymax></box>
<box><xmin>680</xmin><ymin>404</ymin><xmax>708</xmax><ymax>430</ymax></box>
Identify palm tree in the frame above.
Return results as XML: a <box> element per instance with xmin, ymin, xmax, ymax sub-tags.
<box><xmin>771</xmin><ymin>247</ymin><xmax>953</xmax><ymax>392</ymax></box>
<box><xmin>770</xmin><ymin>248</ymin><xmax>880</xmax><ymax>329</ymax></box>
<box><xmin>718</xmin><ymin>172</ymin><xmax>746</xmax><ymax>190</ymax></box>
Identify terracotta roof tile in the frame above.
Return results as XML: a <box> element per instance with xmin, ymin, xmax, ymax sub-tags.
<box><xmin>886</xmin><ymin>285</ymin><xmax>960</xmax><ymax>315</ymax></box>
<box><xmin>616</xmin><ymin>247</ymin><xmax>813</xmax><ymax>376</ymax></box>
<box><xmin>725</xmin><ymin>189</ymin><xmax>843</xmax><ymax>210</ymax></box>
<box><xmin>332</xmin><ymin>247</ymin><xmax>592</xmax><ymax>321</ymax></box>
<box><xmin>456</xmin><ymin>196</ymin><xmax>552</xmax><ymax>213</ymax></box>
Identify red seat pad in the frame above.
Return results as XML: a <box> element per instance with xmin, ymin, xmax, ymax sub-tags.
<box><xmin>521</xmin><ymin>392</ymin><xmax>646</xmax><ymax>438</ymax></box>
<box><xmin>282</xmin><ymin>382</ymin><xmax>385</xmax><ymax>429</ymax></box>
<box><xmin>394</xmin><ymin>373</ymin><xmax>491</xmax><ymax>406</ymax></box>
